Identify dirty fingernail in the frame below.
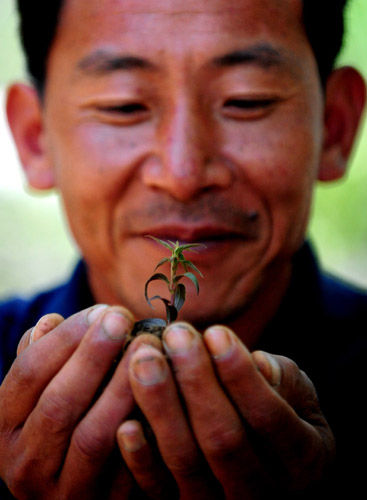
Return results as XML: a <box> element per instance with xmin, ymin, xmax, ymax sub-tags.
<box><xmin>118</xmin><ymin>421</ymin><xmax>147</xmax><ymax>452</ymax></box>
<box><xmin>32</xmin><ymin>313</ymin><xmax>64</xmax><ymax>342</ymax></box>
<box><xmin>102</xmin><ymin>311</ymin><xmax>132</xmax><ymax>341</ymax></box>
<box><xmin>163</xmin><ymin>323</ymin><xmax>195</xmax><ymax>353</ymax></box>
<box><xmin>132</xmin><ymin>346</ymin><xmax>167</xmax><ymax>385</ymax></box>
<box><xmin>204</xmin><ymin>326</ymin><xmax>234</xmax><ymax>358</ymax></box>
<box><xmin>87</xmin><ymin>304</ymin><xmax>109</xmax><ymax>325</ymax></box>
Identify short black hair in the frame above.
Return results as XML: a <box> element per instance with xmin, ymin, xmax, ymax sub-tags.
<box><xmin>16</xmin><ymin>0</ymin><xmax>348</xmax><ymax>92</ymax></box>
<box><xmin>303</xmin><ymin>0</ymin><xmax>348</xmax><ymax>83</ymax></box>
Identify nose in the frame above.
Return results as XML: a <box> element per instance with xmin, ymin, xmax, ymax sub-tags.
<box><xmin>141</xmin><ymin>98</ymin><xmax>232</xmax><ymax>201</ymax></box>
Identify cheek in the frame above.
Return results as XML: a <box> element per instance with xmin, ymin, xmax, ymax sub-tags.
<box><xmin>44</xmin><ymin>124</ymin><xmax>131</xmax><ymax>245</ymax></box>
<box><xmin>224</xmin><ymin>110</ymin><xmax>323</xmax><ymax>252</ymax></box>
<box><xmin>48</xmin><ymin>120</ymin><xmax>152</xmax><ymax>207</ymax></box>
<box><xmin>257</xmin><ymin>132</ymin><xmax>321</xmax><ymax>253</ymax></box>
<box><xmin>253</xmin><ymin>132</ymin><xmax>319</xmax><ymax>206</ymax></box>
<box><xmin>227</xmin><ymin>98</ymin><xmax>322</xmax><ymax>201</ymax></box>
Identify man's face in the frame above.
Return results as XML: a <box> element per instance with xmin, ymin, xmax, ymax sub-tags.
<box><xmin>41</xmin><ymin>0</ymin><xmax>324</xmax><ymax>324</ymax></box>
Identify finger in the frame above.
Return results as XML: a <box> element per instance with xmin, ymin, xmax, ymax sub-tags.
<box><xmin>117</xmin><ymin>419</ymin><xmax>178</xmax><ymax>500</ymax></box>
<box><xmin>59</xmin><ymin>333</ymin><xmax>162</xmax><ymax>493</ymax></box>
<box><xmin>1</xmin><ymin>304</ymin><xmax>111</xmax><ymax>430</ymax></box>
<box><xmin>251</xmin><ymin>350</ymin><xmax>282</xmax><ymax>387</ymax></box>
<box><xmin>17</xmin><ymin>313</ymin><xmax>65</xmax><ymax>356</ymax></box>
<box><xmin>14</xmin><ymin>306</ymin><xmax>134</xmax><ymax>482</ymax></box>
<box><xmin>1</xmin><ymin>304</ymin><xmax>111</xmax><ymax>429</ymax></box>
<box><xmin>162</xmin><ymin>323</ymin><xmax>266</xmax><ymax>498</ymax></box>
<box><xmin>129</xmin><ymin>343</ymin><xmax>222</xmax><ymax>500</ymax></box>
<box><xmin>108</xmin><ymin>461</ymin><xmax>136</xmax><ymax>500</ymax></box>
<box><xmin>0</xmin><ymin>304</ymin><xmax>110</xmax><ymax>494</ymax></box>
<box><xmin>252</xmin><ymin>350</ymin><xmax>331</xmax><ymax>432</ymax></box>
<box><xmin>204</xmin><ymin>327</ymin><xmax>334</xmax><ymax>489</ymax></box>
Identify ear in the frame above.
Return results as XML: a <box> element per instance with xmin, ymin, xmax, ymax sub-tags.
<box><xmin>6</xmin><ymin>83</ymin><xmax>55</xmax><ymax>190</ymax></box>
<box><xmin>318</xmin><ymin>66</ymin><xmax>366</xmax><ymax>182</ymax></box>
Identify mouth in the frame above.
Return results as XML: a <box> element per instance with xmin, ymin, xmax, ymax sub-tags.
<box><xmin>123</xmin><ymin>198</ymin><xmax>261</xmax><ymax>250</ymax></box>
<box><xmin>135</xmin><ymin>222</ymin><xmax>259</xmax><ymax>252</ymax></box>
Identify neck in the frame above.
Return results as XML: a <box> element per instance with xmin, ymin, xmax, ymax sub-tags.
<box><xmin>220</xmin><ymin>260</ymin><xmax>292</xmax><ymax>350</ymax></box>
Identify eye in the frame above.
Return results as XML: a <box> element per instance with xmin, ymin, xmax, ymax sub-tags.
<box><xmin>222</xmin><ymin>98</ymin><xmax>277</xmax><ymax>119</ymax></box>
<box><xmin>95</xmin><ymin>101</ymin><xmax>150</xmax><ymax>125</ymax></box>
<box><xmin>225</xmin><ymin>98</ymin><xmax>274</xmax><ymax>109</ymax></box>
<box><xmin>100</xmin><ymin>102</ymin><xmax>148</xmax><ymax>115</ymax></box>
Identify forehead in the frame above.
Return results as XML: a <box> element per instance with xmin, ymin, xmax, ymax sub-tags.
<box><xmin>54</xmin><ymin>0</ymin><xmax>306</xmax><ymax>62</ymax></box>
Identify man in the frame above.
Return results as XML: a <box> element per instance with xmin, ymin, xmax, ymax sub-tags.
<box><xmin>0</xmin><ymin>0</ymin><xmax>366</xmax><ymax>498</ymax></box>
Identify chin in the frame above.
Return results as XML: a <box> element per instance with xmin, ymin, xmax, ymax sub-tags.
<box><xmin>175</xmin><ymin>295</ymin><xmax>245</xmax><ymax>329</ymax></box>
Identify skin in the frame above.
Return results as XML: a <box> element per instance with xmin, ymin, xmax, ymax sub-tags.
<box><xmin>1</xmin><ymin>0</ymin><xmax>366</xmax><ymax>497</ymax></box>
<box><xmin>2</xmin><ymin>310</ymin><xmax>333</xmax><ymax>499</ymax></box>
<box><xmin>13</xmin><ymin>0</ymin><xmax>330</xmax><ymax>334</ymax></box>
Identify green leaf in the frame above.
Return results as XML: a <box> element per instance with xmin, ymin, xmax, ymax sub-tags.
<box><xmin>151</xmin><ymin>296</ymin><xmax>178</xmax><ymax>323</ymax></box>
<box><xmin>178</xmin><ymin>243</ymin><xmax>205</xmax><ymax>252</ymax></box>
<box><xmin>184</xmin><ymin>272</ymin><xmax>200</xmax><ymax>294</ymax></box>
<box><xmin>161</xmin><ymin>300</ymin><xmax>178</xmax><ymax>323</ymax></box>
<box><xmin>182</xmin><ymin>259</ymin><xmax>204</xmax><ymax>277</ymax></box>
<box><xmin>145</xmin><ymin>235</ymin><xmax>175</xmax><ymax>250</ymax></box>
<box><xmin>174</xmin><ymin>283</ymin><xmax>186</xmax><ymax>312</ymax></box>
<box><xmin>145</xmin><ymin>273</ymin><xmax>170</xmax><ymax>287</ymax></box>
<box><xmin>145</xmin><ymin>273</ymin><xmax>170</xmax><ymax>306</ymax></box>
<box><xmin>166</xmin><ymin>306</ymin><xmax>178</xmax><ymax>323</ymax></box>
<box><xmin>154</xmin><ymin>257</ymin><xmax>170</xmax><ymax>271</ymax></box>
<box><xmin>145</xmin><ymin>294</ymin><xmax>162</xmax><ymax>309</ymax></box>
<box><xmin>144</xmin><ymin>235</ymin><xmax>203</xmax><ymax>322</ymax></box>
<box><xmin>182</xmin><ymin>260</ymin><xmax>189</xmax><ymax>272</ymax></box>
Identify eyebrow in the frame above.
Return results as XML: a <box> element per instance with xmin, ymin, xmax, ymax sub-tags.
<box><xmin>76</xmin><ymin>43</ymin><xmax>289</xmax><ymax>77</ymax></box>
<box><xmin>211</xmin><ymin>44</ymin><xmax>288</xmax><ymax>69</ymax></box>
<box><xmin>77</xmin><ymin>50</ymin><xmax>157</xmax><ymax>74</ymax></box>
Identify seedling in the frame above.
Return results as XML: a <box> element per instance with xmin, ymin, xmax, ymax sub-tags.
<box><xmin>122</xmin><ymin>237</ymin><xmax>204</xmax><ymax>429</ymax></box>
<box><xmin>144</xmin><ymin>236</ymin><xmax>204</xmax><ymax>323</ymax></box>
<box><xmin>128</xmin><ymin>236</ymin><xmax>204</xmax><ymax>340</ymax></box>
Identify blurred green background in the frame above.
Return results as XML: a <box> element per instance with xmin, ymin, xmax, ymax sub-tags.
<box><xmin>0</xmin><ymin>0</ymin><xmax>367</xmax><ymax>299</ymax></box>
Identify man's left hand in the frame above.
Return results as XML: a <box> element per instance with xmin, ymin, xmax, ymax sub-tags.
<box><xmin>117</xmin><ymin>323</ymin><xmax>335</xmax><ymax>499</ymax></box>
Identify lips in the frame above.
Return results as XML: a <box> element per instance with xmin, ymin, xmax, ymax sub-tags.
<box><xmin>136</xmin><ymin>221</ymin><xmax>259</xmax><ymax>246</ymax></box>
<box><xmin>121</xmin><ymin>196</ymin><xmax>261</xmax><ymax>245</ymax></box>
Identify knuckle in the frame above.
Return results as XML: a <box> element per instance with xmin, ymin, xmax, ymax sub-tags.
<box><xmin>72</xmin><ymin>424</ymin><xmax>108</xmax><ymax>462</ymax></box>
<box><xmin>6</xmin><ymin>461</ymin><xmax>30</xmax><ymax>498</ymax></box>
<box><xmin>168</xmin><ymin>453</ymin><xmax>205</xmax><ymax>479</ymax></box>
<box><xmin>299</xmin><ymin>369</ymin><xmax>316</xmax><ymax>393</ymax></box>
<box><xmin>8</xmin><ymin>356</ymin><xmax>37</xmax><ymax>392</ymax></box>
<box><xmin>204</xmin><ymin>424</ymin><xmax>244</xmax><ymax>460</ymax></box>
<box><xmin>279</xmin><ymin>356</ymin><xmax>299</xmax><ymax>380</ymax></box>
<box><xmin>276</xmin><ymin>356</ymin><xmax>315</xmax><ymax>400</ymax></box>
<box><xmin>5</xmin><ymin>455</ymin><xmax>46</xmax><ymax>499</ymax></box>
<box><xmin>37</xmin><ymin>390</ymin><xmax>76</xmax><ymax>433</ymax></box>
<box><xmin>248</xmin><ymin>401</ymin><xmax>287</xmax><ymax>435</ymax></box>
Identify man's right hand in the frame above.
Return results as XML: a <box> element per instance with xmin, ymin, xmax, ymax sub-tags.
<box><xmin>0</xmin><ymin>304</ymin><xmax>156</xmax><ymax>499</ymax></box>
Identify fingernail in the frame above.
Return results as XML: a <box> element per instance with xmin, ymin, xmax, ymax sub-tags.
<box><xmin>204</xmin><ymin>326</ymin><xmax>234</xmax><ymax>358</ymax></box>
<box><xmin>87</xmin><ymin>304</ymin><xmax>109</xmax><ymax>325</ymax></box>
<box><xmin>102</xmin><ymin>311</ymin><xmax>132</xmax><ymax>341</ymax></box>
<box><xmin>265</xmin><ymin>353</ymin><xmax>281</xmax><ymax>386</ymax></box>
<box><xmin>163</xmin><ymin>323</ymin><xmax>195</xmax><ymax>353</ymax></box>
<box><xmin>132</xmin><ymin>346</ymin><xmax>167</xmax><ymax>385</ymax></box>
<box><xmin>253</xmin><ymin>351</ymin><xmax>281</xmax><ymax>387</ymax></box>
<box><xmin>29</xmin><ymin>327</ymin><xmax>35</xmax><ymax>344</ymax></box>
<box><xmin>118</xmin><ymin>421</ymin><xmax>147</xmax><ymax>452</ymax></box>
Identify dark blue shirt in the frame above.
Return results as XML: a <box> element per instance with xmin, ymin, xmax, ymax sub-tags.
<box><xmin>1</xmin><ymin>244</ymin><xmax>367</xmax><ymax>498</ymax></box>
